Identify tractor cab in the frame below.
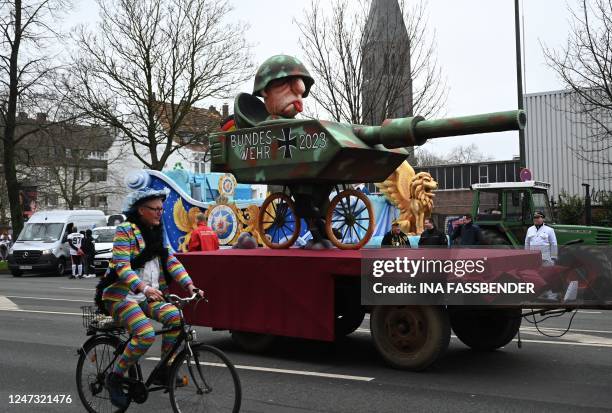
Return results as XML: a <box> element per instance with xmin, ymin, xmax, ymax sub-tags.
<box><xmin>470</xmin><ymin>181</ymin><xmax>553</xmax><ymax>246</ymax></box>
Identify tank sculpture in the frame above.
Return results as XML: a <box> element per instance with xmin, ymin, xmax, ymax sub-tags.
<box><xmin>210</xmin><ymin>55</ymin><xmax>527</xmax><ymax>249</ymax></box>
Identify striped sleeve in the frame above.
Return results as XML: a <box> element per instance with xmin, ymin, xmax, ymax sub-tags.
<box><xmin>165</xmin><ymin>251</ymin><xmax>193</xmax><ymax>289</ymax></box>
<box><xmin>112</xmin><ymin>224</ymin><xmax>145</xmax><ymax>293</ymax></box>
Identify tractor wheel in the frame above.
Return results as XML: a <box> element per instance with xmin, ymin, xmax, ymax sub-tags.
<box><xmin>370</xmin><ymin>305</ymin><xmax>450</xmax><ymax>371</ymax></box>
<box><xmin>480</xmin><ymin>229</ymin><xmax>512</xmax><ymax>247</ymax></box>
<box><xmin>558</xmin><ymin>246</ymin><xmax>612</xmax><ymax>300</ymax></box>
<box><xmin>449</xmin><ymin>307</ymin><xmax>521</xmax><ymax>351</ymax></box>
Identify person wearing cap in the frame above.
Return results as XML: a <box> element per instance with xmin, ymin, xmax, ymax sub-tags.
<box><xmin>187</xmin><ymin>213</ymin><xmax>219</xmax><ymax>252</ymax></box>
<box><xmin>252</xmin><ymin>55</ymin><xmax>315</xmax><ymax>120</ymax></box>
<box><xmin>382</xmin><ymin>221</ymin><xmax>410</xmax><ymax>248</ymax></box>
<box><xmin>101</xmin><ymin>187</ymin><xmax>204</xmax><ymax>409</ymax></box>
<box><xmin>525</xmin><ymin>210</ymin><xmax>558</xmax><ymax>266</ymax></box>
<box><xmin>450</xmin><ymin>214</ymin><xmax>483</xmax><ymax>246</ymax></box>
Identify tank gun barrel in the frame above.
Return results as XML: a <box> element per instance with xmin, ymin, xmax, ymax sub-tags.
<box><xmin>353</xmin><ymin>110</ymin><xmax>526</xmax><ymax>149</ymax></box>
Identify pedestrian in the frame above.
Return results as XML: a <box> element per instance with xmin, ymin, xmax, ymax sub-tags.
<box><xmin>187</xmin><ymin>213</ymin><xmax>219</xmax><ymax>251</ymax></box>
<box><xmin>525</xmin><ymin>210</ymin><xmax>558</xmax><ymax>266</ymax></box>
<box><xmin>82</xmin><ymin>229</ymin><xmax>96</xmax><ymax>277</ymax></box>
<box><xmin>0</xmin><ymin>230</ymin><xmax>11</xmax><ymax>261</ymax></box>
<box><xmin>418</xmin><ymin>217</ymin><xmax>448</xmax><ymax>247</ymax></box>
<box><xmin>450</xmin><ymin>214</ymin><xmax>483</xmax><ymax>246</ymax></box>
<box><xmin>67</xmin><ymin>227</ymin><xmax>85</xmax><ymax>278</ymax></box>
<box><xmin>100</xmin><ymin>187</ymin><xmax>204</xmax><ymax>409</ymax></box>
<box><xmin>382</xmin><ymin>221</ymin><xmax>410</xmax><ymax>248</ymax></box>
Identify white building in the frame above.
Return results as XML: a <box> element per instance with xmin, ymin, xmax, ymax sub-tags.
<box><xmin>525</xmin><ymin>89</ymin><xmax>612</xmax><ymax>201</ymax></box>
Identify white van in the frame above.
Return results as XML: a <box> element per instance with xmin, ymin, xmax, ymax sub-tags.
<box><xmin>8</xmin><ymin>210</ymin><xmax>107</xmax><ymax>277</ymax></box>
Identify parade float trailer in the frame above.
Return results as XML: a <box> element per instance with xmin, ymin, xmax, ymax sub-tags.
<box><xmin>121</xmin><ymin>105</ymin><xmax>605</xmax><ymax>370</ymax></box>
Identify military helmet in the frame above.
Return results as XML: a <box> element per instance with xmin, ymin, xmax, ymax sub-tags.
<box><xmin>252</xmin><ymin>55</ymin><xmax>314</xmax><ymax>98</ymax></box>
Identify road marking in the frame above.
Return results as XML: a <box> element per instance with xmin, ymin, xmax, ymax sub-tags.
<box><xmin>522</xmin><ymin>310</ymin><xmax>602</xmax><ymax>315</ymax></box>
<box><xmin>510</xmin><ymin>338</ymin><xmax>612</xmax><ymax>348</ymax></box>
<box><xmin>576</xmin><ymin>310</ymin><xmax>602</xmax><ymax>314</ymax></box>
<box><xmin>0</xmin><ymin>309</ymin><xmax>81</xmax><ymax>316</ymax></box>
<box><xmin>522</xmin><ymin>326</ymin><xmax>612</xmax><ymax>335</ymax></box>
<box><xmin>0</xmin><ymin>296</ymin><xmax>18</xmax><ymax>310</ymax></box>
<box><xmin>146</xmin><ymin>357</ymin><xmax>374</xmax><ymax>382</ymax></box>
<box><xmin>60</xmin><ymin>287</ymin><xmax>95</xmax><ymax>291</ymax></box>
<box><xmin>6</xmin><ymin>295</ymin><xmax>91</xmax><ymax>303</ymax></box>
<box><xmin>519</xmin><ymin>329</ymin><xmax>612</xmax><ymax>346</ymax></box>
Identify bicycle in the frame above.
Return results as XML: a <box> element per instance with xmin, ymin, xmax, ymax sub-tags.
<box><xmin>76</xmin><ymin>292</ymin><xmax>241</xmax><ymax>412</ymax></box>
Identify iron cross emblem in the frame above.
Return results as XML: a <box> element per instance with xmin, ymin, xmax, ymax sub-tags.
<box><xmin>278</xmin><ymin>127</ymin><xmax>296</xmax><ymax>159</ymax></box>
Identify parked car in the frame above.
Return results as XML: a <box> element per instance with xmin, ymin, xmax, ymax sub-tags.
<box><xmin>92</xmin><ymin>226</ymin><xmax>116</xmax><ymax>274</ymax></box>
<box><xmin>8</xmin><ymin>210</ymin><xmax>107</xmax><ymax>277</ymax></box>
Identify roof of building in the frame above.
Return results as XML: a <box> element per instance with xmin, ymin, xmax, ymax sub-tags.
<box><xmin>156</xmin><ymin>102</ymin><xmax>222</xmax><ymax>151</ymax></box>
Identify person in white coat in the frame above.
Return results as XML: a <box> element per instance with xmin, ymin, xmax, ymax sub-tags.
<box><xmin>525</xmin><ymin>210</ymin><xmax>558</xmax><ymax>266</ymax></box>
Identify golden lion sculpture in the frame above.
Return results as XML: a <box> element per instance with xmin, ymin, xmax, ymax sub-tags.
<box><xmin>375</xmin><ymin>161</ymin><xmax>437</xmax><ymax>235</ymax></box>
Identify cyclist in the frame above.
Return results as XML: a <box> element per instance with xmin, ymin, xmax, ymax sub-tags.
<box><xmin>101</xmin><ymin>187</ymin><xmax>204</xmax><ymax>409</ymax></box>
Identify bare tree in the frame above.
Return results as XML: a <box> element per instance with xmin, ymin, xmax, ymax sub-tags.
<box><xmin>68</xmin><ymin>0</ymin><xmax>253</xmax><ymax>171</ymax></box>
<box><xmin>0</xmin><ymin>0</ymin><xmax>69</xmax><ymax>236</ymax></box>
<box><xmin>414</xmin><ymin>147</ymin><xmax>445</xmax><ymax>166</ymax></box>
<box><xmin>295</xmin><ymin>0</ymin><xmax>446</xmax><ymax>125</ymax></box>
<box><xmin>415</xmin><ymin>144</ymin><xmax>492</xmax><ymax>166</ymax></box>
<box><xmin>446</xmin><ymin>143</ymin><xmax>493</xmax><ymax>164</ymax></box>
<box><xmin>543</xmin><ymin>0</ymin><xmax>612</xmax><ymax>172</ymax></box>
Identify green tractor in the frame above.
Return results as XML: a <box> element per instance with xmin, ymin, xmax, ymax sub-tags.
<box><xmin>470</xmin><ymin>180</ymin><xmax>612</xmax><ymax>246</ymax></box>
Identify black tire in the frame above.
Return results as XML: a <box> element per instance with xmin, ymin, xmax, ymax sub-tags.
<box><xmin>169</xmin><ymin>344</ymin><xmax>241</xmax><ymax>413</ymax></box>
<box><xmin>56</xmin><ymin>257</ymin><xmax>66</xmax><ymax>276</ymax></box>
<box><xmin>480</xmin><ymin>229</ymin><xmax>512</xmax><ymax>247</ymax></box>
<box><xmin>370</xmin><ymin>305</ymin><xmax>450</xmax><ymax>371</ymax></box>
<box><xmin>335</xmin><ymin>280</ymin><xmax>365</xmax><ymax>337</ymax></box>
<box><xmin>449</xmin><ymin>307</ymin><xmax>521</xmax><ymax>351</ymax></box>
<box><xmin>76</xmin><ymin>335</ymin><xmax>139</xmax><ymax>413</ymax></box>
<box><xmin>230</xmin><ymin>331</ymin><xmax>276</xmax><ymax>353</ymax></box>
<box><xmin>336</xmin><ymin>308</ymin><xmax>366</xmax><ymax>337</ymax></box>
<box><xmin>11</xmin><ymin>269</ymin><xmax>22</xmax><ymax>277</ymax></box>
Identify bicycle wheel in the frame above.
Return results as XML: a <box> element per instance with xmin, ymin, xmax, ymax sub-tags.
<box><xmin>76</xmin><ymin>335</ymin><xmax>139</xmax><ymax>413</ymax></box>
<box><xmin>169</xmin><ymin>344</ymin><xmax>241</xmax><ymax>413</ymax></box>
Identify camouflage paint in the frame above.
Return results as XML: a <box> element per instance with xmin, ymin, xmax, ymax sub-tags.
<box><xmin>210</xmin><ymin>110</ymin><xmax>526</xmax><ymax>185</ymax></box>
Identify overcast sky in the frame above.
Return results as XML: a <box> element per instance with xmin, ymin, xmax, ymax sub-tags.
<box><xmin>68</xmin><ymin>0</ymin><xmax>574</xmax><ymax>160</ymax></box>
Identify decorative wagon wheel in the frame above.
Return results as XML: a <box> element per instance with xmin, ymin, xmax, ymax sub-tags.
<box><xmin>325</xmin><ymin>188</ymin><xmax>374</xmax><ymax>250</ymax></box>
<box><xmin>257</xmin><ymin>192</ymin><xmax>301</xmax><ymax>249</ymax></box>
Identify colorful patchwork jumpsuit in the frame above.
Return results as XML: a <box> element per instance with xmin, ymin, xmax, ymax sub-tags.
<box><xmin>102</xmin><ymin>222</ymin><xmax>194</xmax><ymax>377</ymax></box>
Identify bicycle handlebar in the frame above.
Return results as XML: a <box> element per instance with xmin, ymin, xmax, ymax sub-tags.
<box><xmin>166</xmin><ymin>289</ymin><xmax>207</xmax><ymax>308</ymax></box>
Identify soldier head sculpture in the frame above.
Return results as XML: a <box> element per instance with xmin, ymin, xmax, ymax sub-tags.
<box><xmin>252</xmin><ymin>55</ymin><xmax>314</xmax><ymax>120</ymax></box>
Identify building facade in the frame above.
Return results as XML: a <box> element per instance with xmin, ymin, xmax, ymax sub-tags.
<box><xmin>0</xmin><ymin>113</ymin><xmax>119</xmax><ymax>221</ymax></box>
<box><xmin>524</xmin><ymin>89</ymin><xmax>612</xmax><ymax>201</ymax></box>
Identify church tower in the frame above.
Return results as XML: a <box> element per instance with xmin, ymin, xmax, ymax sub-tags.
<box><xmin>362</xmin><ymin>0</ymin><xmax>413</xmax><ymax>130</ymax></box>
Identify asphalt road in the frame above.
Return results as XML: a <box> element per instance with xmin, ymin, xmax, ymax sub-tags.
<box><xmin>1</xmin><ymin>272</ymin><xmax>612</xmax><ymax>413</ymax></box>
